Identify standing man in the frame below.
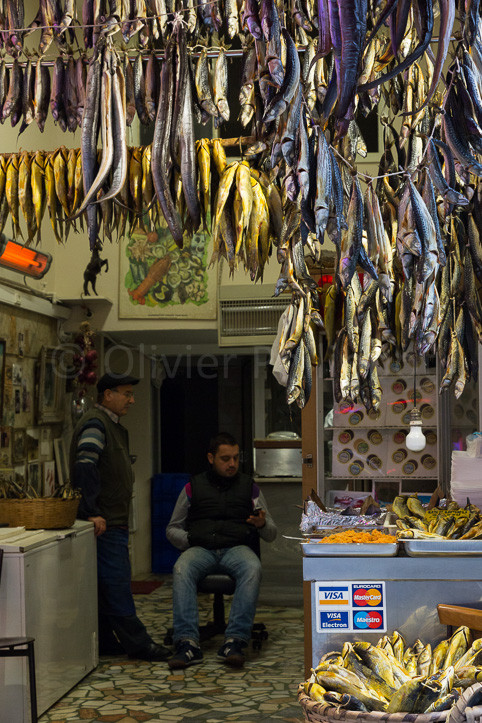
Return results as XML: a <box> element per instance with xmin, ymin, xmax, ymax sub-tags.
<box><xmin>69</xmin><ymin>373</ymin><xmax>170</xmax><ymax>662</ymax></box>
<box><xmin>166</xmin><ymin>432</ymin><xmax>277</xmax><ymax>670</ymax></box>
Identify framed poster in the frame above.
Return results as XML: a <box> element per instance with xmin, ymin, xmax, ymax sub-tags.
<box><xmin>0</xmin><ymin>426</ymin><xmax>11</xmax><ymax>467</ymax></box>
<box><xmin>43</xmin><ymin>460</ymin><xmax>56</xmax><ymax>496</ymax></box>
<box><xmin>0</xmin><ymin>467</ymin><xmax>14</xmax><ymax>496</ymax></box>
<box><xmin>28</xmin><ymin>461</ymin><xmax>42</xmax><ymax>495</ymax></box>
<box><xmin>38</xmin><ymin>347</ymin><xmax>65</xmax><ymax>424</ymax></box>
<box><xmin>13</xmin><ymin>463</ymin><xmax>26</xmax><ymax>491</ymax></box>
<box><xmin>54</xmin><ymin>438</ymin><xmax>69</xmax><ymax>487</ymax></box>
<box><xmin>26</xmin><ymin>428</ymin><xmax>40</xmax><ymax>462</ymax></box>
<box><xmin>12</xmin><ymin>428</ymin><xmax>26</xmax><ymax>463</ymax></box>
<box><xmin>119</xmin><ymin>226</ymin><xmax>218</xmax><ymax>319</ymax></box>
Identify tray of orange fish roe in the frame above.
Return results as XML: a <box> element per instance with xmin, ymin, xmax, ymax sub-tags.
<box><xmin>301</xmin><ymin>529</ymin><xmax>398</xmax><ymax>556</ymax></box>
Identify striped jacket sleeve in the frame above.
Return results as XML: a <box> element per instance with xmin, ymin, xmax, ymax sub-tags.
<box><xmin>73</xmin><ymin>418</ymin><xmax>106</xmax><ymax>519</ymax></box>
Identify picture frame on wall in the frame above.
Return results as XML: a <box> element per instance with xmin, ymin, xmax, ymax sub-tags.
<box><xmin>0</xmin><ymin>468</ymin><xmax>14</xmax><ymax>494</ymax></box>
<box><xmin>53</xmin><ymin>438</ymin><xmax>69</xmax><ymax>487</ymax></box>
<box><xmin>28</xmin><ymin>461</ymin><xmax>42</xmax><ymax>495</ymax></box>
<box><xmin>13</xmin><ymin>463</ymin><xmax>26</xmax><ymax>491</ymax></box>
<box><xmin>43</xmin><ymin>460</ymin><xmax>56</xmax><ymax>496</ymax></box>
<box><xmin>26</xmin><ymin>428</ymin><xmax>40</xmax><ymax>462</ymax></box>
<box><xmin>38</xmin><ymin>347</ymin><xmax>66</xmax><ymax>424</ymax></box>
<box><xmin>0</xmin><ymin>426</ymin><xmax>11</xmax><ymax>467</ymax></box>
<box><xmin>12</xmin><ymin>428</ymin><xmax>26</xmax><ymax>463</ymax></box>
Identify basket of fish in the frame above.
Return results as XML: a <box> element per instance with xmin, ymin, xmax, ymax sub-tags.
<box><xmin>299</xmin><ymin>627</ymin><xmax>482</xmax><ymax>723</ymax></box>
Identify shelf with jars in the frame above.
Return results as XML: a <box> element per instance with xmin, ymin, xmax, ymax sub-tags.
<box><xmin>321</xmin><ymin>353</ymin><xmax>441</xmax><ymax>504</ymax></box>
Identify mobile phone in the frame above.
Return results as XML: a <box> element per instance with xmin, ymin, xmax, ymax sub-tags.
<box><xmin>252</xmin><ymin>508</ymin><xmax>261</xmax><ymax>516</ymax></box>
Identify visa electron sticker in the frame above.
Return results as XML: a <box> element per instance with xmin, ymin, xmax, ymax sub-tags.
<box><xmin>315</xmin><ymin>582</ymin><xmax>386</xmax><ymax>633</ymax></box>
<box><xmin>319</xmin><ymin>611</ymin><xmax>350</xmax><ymax>630</ymax></box>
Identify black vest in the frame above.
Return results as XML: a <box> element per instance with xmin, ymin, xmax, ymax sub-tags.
<box><xmin>69</xmin><ymin>407</ymin><xmax>134</xmax><ymax>527</ymax></box>
<box><xmin>187</xmin><ymin>471</ymin><xmax>259</xmax><ymax>552</ymax></box>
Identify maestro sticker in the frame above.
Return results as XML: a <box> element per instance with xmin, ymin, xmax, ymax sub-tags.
<box><xmin>353</xmin><ymin>610</ymin><xmax>384</xmax><ymax>630</ymax></box>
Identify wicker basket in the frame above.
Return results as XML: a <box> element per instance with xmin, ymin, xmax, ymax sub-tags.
<box><xmin>0</xmin><ymin>497</ymin><xmax>79</xmax><ymax>529</ymax></box>
<box><xmin>297</xmin><ymin>685</ymin><xmax>451</xmax><ymax>723</ymax></box>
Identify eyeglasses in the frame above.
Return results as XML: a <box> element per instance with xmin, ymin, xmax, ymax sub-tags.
<box><xmin>112</xmin><ymin>389</ymin><xmax>134</xmax><ymax>399</ymax></box>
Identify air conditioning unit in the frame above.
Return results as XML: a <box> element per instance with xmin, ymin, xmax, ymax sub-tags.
<box><xmin>218</xmin><ymin>286</ymin><xmax>289</xmax><ymax>347</ymax></box>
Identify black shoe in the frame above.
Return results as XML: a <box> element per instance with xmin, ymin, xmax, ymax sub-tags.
<box><xmin>217</xmin><ymin>639</ymin><xmax>246</xmax><ymax>668</ymax></box>
<box><xmin>129</xmin><ymin>642</ymin><xmax>171</xmax><ymax>662</ymax></box>
<box><xmin>168</xmin><ymin>640</ymin><xmax>203</xmax><ymax>670</ymax></box>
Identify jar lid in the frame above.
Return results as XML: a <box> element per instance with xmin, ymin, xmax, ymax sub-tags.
<box><xmin>349</xmin><ymin>460</ymin><xmax>364</xmax><ymax>476</ymax></box>
<box><xmin>349</xmin><ymin>411</ymin><xmax>363</xmax><ymax>426</ymax></box>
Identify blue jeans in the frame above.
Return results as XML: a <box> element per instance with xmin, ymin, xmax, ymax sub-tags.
<box><xmin>172</xmin><ymin>545</ymin><xmax>262</xmax><ymax>646</ymax></box>
<box><xmin>97</xmin><ymin>527</ymin><xmax>153</xmax><ymax>654</ymax></box>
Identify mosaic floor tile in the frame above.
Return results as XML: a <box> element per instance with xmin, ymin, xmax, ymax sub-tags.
<box><xmin>39</xmin><ymin>579</ymin><xmax>305</xmax><ymax>723</ymax></box>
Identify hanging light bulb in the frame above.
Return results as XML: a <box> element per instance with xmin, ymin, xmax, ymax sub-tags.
<box><xmin>406</xmin><ymin>407</ymin><xmax>426</xmax><ymax>452</ymax></box>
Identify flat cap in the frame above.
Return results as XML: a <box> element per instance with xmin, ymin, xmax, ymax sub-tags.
<box><xmin>97</xmin><ymin>373</ymin><xmax>140</xmax><ymax>394</ymax></box>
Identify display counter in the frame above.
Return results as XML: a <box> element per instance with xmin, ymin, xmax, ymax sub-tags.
<box><xmin>0</xmin><ymin>520</ymin><xmax>98</xmax><ymax>723</ymax></box>
<box><xmin>302</xmin><ymin>549</ymin><xmax>482</xmax><ymax>674</ymax></box>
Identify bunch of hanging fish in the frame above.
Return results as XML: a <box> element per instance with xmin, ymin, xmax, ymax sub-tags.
<box><xmin>0</xmin><ymin>147</ymin><xmax>83</xmax><ymax>245</ymax></box>
<box><xmin>72</xmin><ymin>41</ymin><xmax>128</xmax><ymax>250</ymax></box>
<box><xmin>392</xmin><ymin>495</ymin><xmax>482</xmax><ymax>540</ymax></box>
<box><xmin>0</xmin><ymin>0</ymin><xmax>78</xmax><ymax>56</ymax></box>
<box><xmin>303</xmin><ymin>628</ymin><xmax>482</xmax><ymax>713</ymax></box>
<box><xmin>272</xmin><ymin>201</ymin><xmax>325</xmax><ymax>407</ymax></box>
<box><xmin>204</xmin><ymin>138</ymin><xmax>282</xmax><ymax>279</ymax></box>
<box><xmin>0</xmin><ymin>48</ymin><xmax>231</xmax><ymax>136</ymax></box>
<box><xmin>0</xmin><ymin>143</ymin><xmax>184</xmax><ymax>246</ymax></box>
<box><xmin>276</xmin><ymin>290</ymin><xmax>322</xmax><ymax>407</ymax></box>
<box><xmin>319</xmin><ymin>33</ymin><xmax>482</xmax><ymax>410</ymax></box>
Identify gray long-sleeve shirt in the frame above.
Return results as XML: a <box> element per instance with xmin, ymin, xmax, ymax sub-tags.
<box><xmin>166</xmin><ymin>481</ymin><xmax>277</xmax><ymax>551</ymax></box>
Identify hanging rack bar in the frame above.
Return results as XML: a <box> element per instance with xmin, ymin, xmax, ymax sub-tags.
<box><xmin>0</xmin><ymin>37</ymin><xmax>454</xmax><ymax>68</ymax></box>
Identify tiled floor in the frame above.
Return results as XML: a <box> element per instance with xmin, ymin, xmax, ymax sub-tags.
<box><xmin>39</xmin><ymin>579</ymin><xmax>306</xmax><ymax>723</ymax></box>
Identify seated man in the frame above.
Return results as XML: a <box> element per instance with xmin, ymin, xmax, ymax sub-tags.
<box><xmin>166</xmin><ymin>432</ymin><xmax>277</xmax><ymax>670</ymax></box>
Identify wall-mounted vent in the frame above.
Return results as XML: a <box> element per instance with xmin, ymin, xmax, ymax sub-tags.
<box><xmin>218</xmin><ymin>297</ymin><xmax>288</xmax><ymax>347</ymax></box>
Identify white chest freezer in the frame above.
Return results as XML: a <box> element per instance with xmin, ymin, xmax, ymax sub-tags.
<box><xmin>0</xmin><ymin>520</ymin><xmax>98</xmax><ymax>723</ymax></box>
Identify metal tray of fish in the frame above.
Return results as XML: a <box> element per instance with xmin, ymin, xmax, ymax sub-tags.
<box><xmin>403</xmin><ymin>540</ymin><xmax>482</xmax><ymax>556</ymax></box>
<box><xmin>301</xmin><ymin>542</ymin><xmax>399</xmax><ymax>556</ymax></box>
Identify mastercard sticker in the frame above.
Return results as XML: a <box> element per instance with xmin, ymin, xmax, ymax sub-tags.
<box><xmin>352</xmin><ymin>584</ymin><xmax>384</xmax><ymax>607</ymax></box>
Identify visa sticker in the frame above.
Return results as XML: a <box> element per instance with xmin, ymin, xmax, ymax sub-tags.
<box><xmin>317</xmin><ymin>585</ymin><xmax>350</xmax><ymax>606</ymax></box>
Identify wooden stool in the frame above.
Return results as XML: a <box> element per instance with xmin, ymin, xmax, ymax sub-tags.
<box><xmin>437</xmin><ymin>604</ymin><xmax>482</xmax><ymax>640</ymax></box>
<box><xmin>0</xmin><ymin>636</ymin><xmax>38</xmax><ymax>723</ymax></box>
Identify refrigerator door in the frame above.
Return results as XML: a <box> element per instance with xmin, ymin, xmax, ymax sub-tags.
<box><xmin>0</xmin><ymin>521</ymin><xmax>98</xmax><ymax>722</ymax></box>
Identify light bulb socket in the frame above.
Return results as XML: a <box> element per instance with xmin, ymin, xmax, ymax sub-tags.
<box><xmin>409</xmin><ymin>407</ymin><xmax>422</xmax><ymax>425</ymax></box>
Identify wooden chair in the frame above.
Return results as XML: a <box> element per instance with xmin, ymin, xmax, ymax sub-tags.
<box><xmin>0</xmin><ymin>549</ymin><xmax>38</xmax><ymax>723</ymax></box>
<box><xmin>437</xmin><ymin>603</ymin><xmax>482</xmax><ymax>640</ymax></box>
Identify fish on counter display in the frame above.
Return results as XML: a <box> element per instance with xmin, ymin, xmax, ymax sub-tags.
<box><xmin>1</xmin><ymin>0</ymin><xmax>482</xmax><ymax>408</ymax></box>
<box><xmin>301</xmin><ymin>627</ymin><xmax>482</xmax><ymax>713</ymax></box>
<box><xmin>392</xmin><ymin>495</ymin><xmax>482</xmax><ymax>540</ymax></box>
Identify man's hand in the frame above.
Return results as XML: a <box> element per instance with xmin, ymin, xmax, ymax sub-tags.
<box><xmin>89</xmin><ymin>515</ymin><xmax>107</xmax><ymax>536</ymax></box>
<box><xmin>247</xmin><ymin>509</ymin><xmax>266</xmax><ymax>528</ymax></box>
